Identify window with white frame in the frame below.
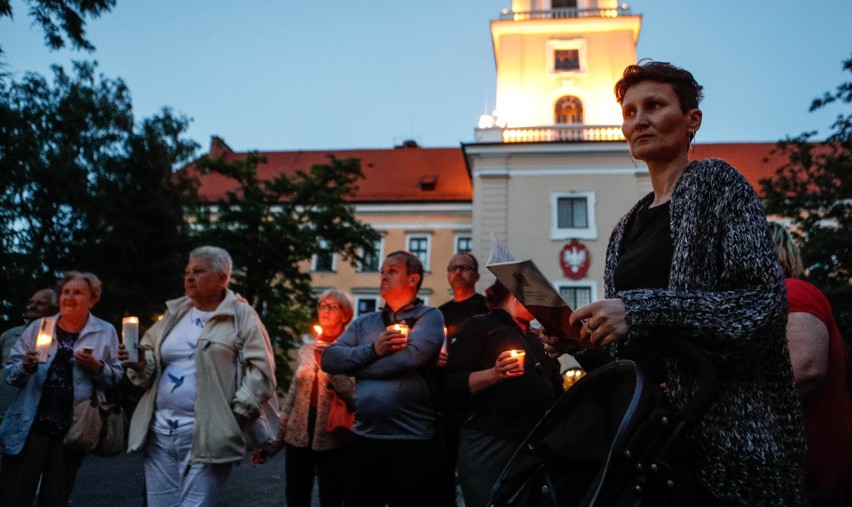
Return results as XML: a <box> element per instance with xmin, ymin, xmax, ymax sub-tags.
<box><xmin>455</xmin><ymin>235</ymin><xmax>472</xmax><ymax>254</ymax></box>
<box><xmin>546</xmin><ymin>39</ymin><xmax>587</xmax><ymax>75</ymax></box>
<box><xmin>359</xmin><ymin>237</ymin><xmax>383</xmax><ymax>272</ymax></box>
<box><xmin>557</xmin><ymin>282</ymin><xmax>595</xmax><ymax>310</ymax></box>
<box><xmin>551</xmin><ymin>191</ymin><xmax>597</xmax><ymax>240</ymax></box>
<box><xmin>406</xmin><ymin>233</ymin><xmax>431</xmax><ymax>271</ymax></box>
<box><xmin>311</xmin><ymin>238</ymin><xmax>337</xmax><ymax>272</ymax></box>
<box><xmin>355</xmin><ymin>296</ymin><xmax>380</xmax><ymax>316</ymax></box>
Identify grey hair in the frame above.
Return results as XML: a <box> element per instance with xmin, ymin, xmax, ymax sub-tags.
<box><xmin>58</xmin><ymin>272</ymin><xmax>103</xmax><ymax>304</ymax></box>
<box><xmin>189</xmin><ymin>246</ymin><xmax>233</xmax><ymax>282</ymax></box>
<box><xmin>317</xmin><ymin>289</ymin><xmax>355</xmax><ymax>325</ymax></box>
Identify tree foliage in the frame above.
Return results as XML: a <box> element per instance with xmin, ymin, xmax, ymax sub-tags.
<box><xmin>0</xmin><ymin>0</ymin><xmax>116</xmax><ymax>52</ymax></box>
<box><xmin>192</xmin><ymin>153</ymin><xmax>379</xmax><ymax>386</ymax></box>
<box><xmin>0</xmin><ymin>61</ymin><xmax>198</xmax><ymax>329</ymax></box>
<box><xmin>760</xmin><ymin>53</ymin><xmax>852</xmax><ymax>340</ymax></box>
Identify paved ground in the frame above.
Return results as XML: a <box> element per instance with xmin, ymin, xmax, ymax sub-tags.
<box><xmin>71</xmin><ymin>450</ymin><xmax>291</xmax><ymax>506</ymax></box>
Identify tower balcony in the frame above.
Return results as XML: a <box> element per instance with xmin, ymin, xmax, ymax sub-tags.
<box><xmin>500</xmin><ymin>6</ymin><xmax>632</xmax><ymax>21</ymax></box>
<box><xmin>474</xmin><ymin>125</ymin><xmax>624</xmax><ymax>143</ymax></box>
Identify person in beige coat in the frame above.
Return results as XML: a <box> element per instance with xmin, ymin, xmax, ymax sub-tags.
<box><xmin>126</xmin><ymin>246</ymin><xmax>276</xmax><ymax>507</ymax></box>
<box><xmin>253</xmin><ymin>289</ymin><xmax>354</xmax><ymax>507</ymax></box>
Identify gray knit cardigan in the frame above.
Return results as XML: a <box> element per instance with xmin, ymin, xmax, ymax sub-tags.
<box><xmin>578</xmin><ymin>158</ymin><xmax>807</xmax><ymax>505</ymax></box>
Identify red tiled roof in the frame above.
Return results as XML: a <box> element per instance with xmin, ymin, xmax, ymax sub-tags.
<box><xmin>188</xmin><ymin>139</ymin><xmax>471</xmax><ymax>203</ymax></box>
<box><xmin>690</xmin><ymin>142</ymin><xmax>786</xmax><ymax>193</ymax></box>
<box><xmin>188</xmin><ymin>139</ymin><xmax>792</xmax><ymax>203</ymax></box>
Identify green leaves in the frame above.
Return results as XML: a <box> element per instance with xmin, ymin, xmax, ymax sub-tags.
<box><xmin>192</xmin><ymin>153</ymin><xmax>379</xmax><ymax>386</ymax></box>
<box><xmin>761</xmin><ymin>53</ymin><xmax>852</xmax><ymax>341</ymax></box>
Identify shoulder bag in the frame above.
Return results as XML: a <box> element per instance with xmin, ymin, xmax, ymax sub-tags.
<box><xmin>64</xmin><ymin>386</ymin><xmax>126</xmax><ymax>456</ymax></box>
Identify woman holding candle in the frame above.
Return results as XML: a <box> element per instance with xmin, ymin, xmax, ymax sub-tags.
<box><xmin>125</xmin><ymin>246</ymin><xmax>276</xmax><ymax>507</ymax></box>
<box><xmin>444</xmin><ymin>280</ymin><xmax>563</xmax><ymax>507</ymax></box>
<box><xmin>0</xmin><ymin>272</ymin><xmax>123</xmax><ymax>506</ymax></box>
<box><xmin>252</xmin><ymin>289</ymin><xmax>355</xmax><ymax>507</ymax></box>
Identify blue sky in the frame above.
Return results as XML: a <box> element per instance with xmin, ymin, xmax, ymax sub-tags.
<box><xmin>2</xmin><ymin>0</ymin><xmax>849</xmax><ymax>153</ymax></box>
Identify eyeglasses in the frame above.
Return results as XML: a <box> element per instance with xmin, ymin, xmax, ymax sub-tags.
<box><xmin>318</xmin><ymin>303</ymin><xmax>342</xmax><ymax>312</ymax></box>
<box><xmin>447</xmin><ymin>265</ymin><xmax>475</xmax><ymax>273</ymax></box>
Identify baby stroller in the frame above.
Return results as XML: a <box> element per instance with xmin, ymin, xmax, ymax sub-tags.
<box><xmin>487</xmin><ymin>335</ymin><xmax>718</xmax><ymax>507</ymax></box>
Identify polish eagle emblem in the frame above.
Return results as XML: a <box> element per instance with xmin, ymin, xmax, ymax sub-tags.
<box><xmin>560</xmin><ymin>242</ymin><xmax>590</xmax><ymax>279</ymax></box>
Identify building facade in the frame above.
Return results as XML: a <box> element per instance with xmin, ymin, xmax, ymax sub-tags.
<box><xmin>193</xmin><ymin>1</ymin><xmax>788</xmax><ymax>318</ymax></box>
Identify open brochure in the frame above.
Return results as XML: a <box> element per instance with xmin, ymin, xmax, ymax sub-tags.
<box><xmin>486</xmin><ymin>233</ymin><xmax>582</xmax><ymax>340</ymax></box>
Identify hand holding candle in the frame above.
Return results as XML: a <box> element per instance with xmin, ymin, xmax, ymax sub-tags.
<box><xmin>506</xmin><ymin>349</ymin><xmax>526</xmax><ymax>376</ymax></box>
<box><xmin>314</xmin><ymin>325</ymin><xmax>331</xmax><ymax>352</ymax></box>
<box><xmin>36</xmin><ymin>316</ymin><xmax>56</xmax><ymax>363</ymax></box>
<box><xmin>122</xmin><ymin>317</ymin><xmax>139</xmax><ymax>362</ymax></box>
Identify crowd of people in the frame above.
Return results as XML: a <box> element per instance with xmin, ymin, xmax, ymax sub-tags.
<box><xmin>0</xmin><ymin>60</ymin><xmax>849</xmax><ymax>507</ymax></box>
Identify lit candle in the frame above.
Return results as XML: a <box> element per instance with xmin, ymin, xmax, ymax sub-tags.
<box><xmin>313</xmin><ymin>325</ymin><xmax>323</xmax><ymax>337</ymax></box>
<box><xmin>442</xmin><ymin>326</ymin><xmax>448</xmax><ymax>353</ymax></box>
<box><xmin>36</xmin><ymin>316</ymin><xmax>55</xmax><ymax>363</ymax></box>
<box><xmin>122</xmin><ymin>317</ymin><xmax>139</xmax><ymax>362</ymax></box>
<box><xmin>393</xmin><ymin>323</ymin><xmax>410</xmax><ymax>336</ymax></box>
<box><xmin>508</xmin><ymin>349</ymin><xmax>526</xmax><ymax>375</ymax></box>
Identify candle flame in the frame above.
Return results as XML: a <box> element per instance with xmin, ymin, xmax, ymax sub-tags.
<box><xmin>313</xmin><ymin>325</ymin><xmax>323</xmax><ymax>335</ymax></box>
<box><xmin>122</xmin><ymin>316</ymin><xmax>139</xmax><ymax>325</ymax></box>
<box><xmin>36</xmin><ymin>332</ymin><xmax>52</xmax><ymax>347</ymax></box>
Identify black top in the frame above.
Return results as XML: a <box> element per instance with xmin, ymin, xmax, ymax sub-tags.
<box><xmin>613</xmin><ymin>201</ymin><xmax>673</xmax><ymax>385</ymax></box>
<box><xmin>34</xmin><ymin>326</ymin><xmax>79</xmax><ymax>434</ymax></box>
<box><xmin>444</xmin><ymin>309</ymin><xmax>563</xmax><ymax>440</ymax></box>
<box><xmin>438</xmin><ymin>293</ymin><xmax>488</xmax><ymax>342</ymax></box>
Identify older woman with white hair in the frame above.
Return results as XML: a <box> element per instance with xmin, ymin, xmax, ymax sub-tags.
<box><xmin>126</xmin><ymin>246</ymin><xmax>276</xmax><ymax>507</ymax></box>
<box><xmin>0</xmin><ymin>272</ymin><xmax>122</xmax><ymax>506</ymax></box>
<box><xmin>252</xmin><ymin>289</ymin><xmax>355</xmax><ymax>507</ymax></box>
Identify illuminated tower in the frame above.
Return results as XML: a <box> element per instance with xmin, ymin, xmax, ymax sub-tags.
<box><xmin>465</xmin><ymin>1</ymin><xmax>646</xmax><ymax>310</ymax></box>
<box><xmin>476</xmin><ymin>0</ymin><xmax>642</xmax><ymax>142</ymax></box>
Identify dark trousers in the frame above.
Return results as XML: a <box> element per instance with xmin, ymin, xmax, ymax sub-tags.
<box><xmin>284</xmin><ymin>443</ymin><xmax>346</xmax><ymax>507</ymax></box>
<box><xmin>435</xmin><ymin>409</ymin><xmax>465</xmax><ymax>507</ymax></box>
<box><xmin>0</xmin><ymin>427</ymin><xmax>86</xmax><ymax>507</ymax></box>
<box><xmin>344</xmin><ymin>435</ymin><xmax>439</xmax><ymax>507</ymax></box>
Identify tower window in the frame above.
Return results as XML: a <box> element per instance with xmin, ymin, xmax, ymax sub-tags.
<box><xmin>554</xmin><ymin>49</ymin><xmax>580</xmax><ymax>71</ymax></box>
<box><xmin>555</xmin><ymin>96</ymin><xmax>584</xmax><ymax>124</ymax></box>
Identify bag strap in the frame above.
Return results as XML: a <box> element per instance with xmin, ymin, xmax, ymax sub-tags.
<box><xmin>233</xmin><ymin>303</ymin><xmax>245</xmax><ymax>385</ymax></box>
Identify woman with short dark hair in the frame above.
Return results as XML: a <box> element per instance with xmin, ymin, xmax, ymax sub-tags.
<box><xmin>547</xmin><ymin>60</ymin><xmax>808</xmax><ymax>504</ymax></box>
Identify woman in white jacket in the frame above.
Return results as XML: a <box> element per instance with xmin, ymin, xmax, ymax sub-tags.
<box><xmin>126</xmin><ymin>246</ymin><xmax>276</xmax><ymax>507</ymax></box>
<box><xmin>0</xmin><ymin>272</ymin><xmax>122</xmax><ymax>507</ymax></box>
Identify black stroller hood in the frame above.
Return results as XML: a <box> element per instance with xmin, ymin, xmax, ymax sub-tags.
<box><xmin>488</xmin><ymin>359</ymin><xmax>660</xmax><ymax>507</ymax></box>
<box><xmin>489</xmin><ymin>336</ymin><xmax>718</xmax><ymax>507</ymax></box>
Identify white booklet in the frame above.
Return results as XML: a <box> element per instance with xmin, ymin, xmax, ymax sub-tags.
<box><xmin>486</xmin><ymin>233</ymin><xmax>582</xmax><ymax>340</ymax></box>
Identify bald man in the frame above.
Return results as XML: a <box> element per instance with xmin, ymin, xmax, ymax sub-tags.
<box><xmin>0</xmin><ymin>289</ymin><xmax>58</xmax><ymax>425</ymax></box>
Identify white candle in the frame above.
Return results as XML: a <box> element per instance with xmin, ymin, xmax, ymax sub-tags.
<box><xmin>122</xmin><ymin>317</ymin><xmax>139</xmax><ymax>362</ymax></box>
<box><xmin>36</xmin><ymin>316</ymin><xmax>55</xmax><ymax>363</ymax></box>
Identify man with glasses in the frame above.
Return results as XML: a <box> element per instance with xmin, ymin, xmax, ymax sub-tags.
<box><xmin>322</xmin><ymin>251</ymin><xmax>445</xmax><ymax>507</ymax></box>
<box><xmin>436</xmin><ymin>253</ymin><xmax>488</xmax><ymax>505</ymax></box>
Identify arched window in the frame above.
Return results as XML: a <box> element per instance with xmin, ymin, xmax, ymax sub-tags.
<box><xmin>555</xmin><ymin>96</ymin><xmax>583</xmax><ymax>124</ymax></box>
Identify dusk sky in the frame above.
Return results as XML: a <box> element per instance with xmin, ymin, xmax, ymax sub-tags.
<box><xmin>2</xmin><ymin>0</ymin><xmax>849</xmax><ymax>154</ymax></box>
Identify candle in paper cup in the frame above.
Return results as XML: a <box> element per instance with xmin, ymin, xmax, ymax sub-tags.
<box><xmin>508</xmin><ymin>349</ymin><xmax>526</xmax><ymax>375</ymax></box>
<box><xmin>36</xmin><ymin>316</ymin><xmax>55</xmax><ymax>363</ymax></box>
<box><xmin>386</xmin><ymin>323</ymin><xmax>410</xmax><ymax>345</ymax></box>
<box><xmin>122</xmin><ymin>317</ymin><xmax>139</xmax><ymax>362</ymax></box>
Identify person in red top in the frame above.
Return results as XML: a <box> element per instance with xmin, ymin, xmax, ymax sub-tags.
<box><xmin>772</xmin><ymin>222</ymin><xmax>852</xmax><ymax>505</ymax></box>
